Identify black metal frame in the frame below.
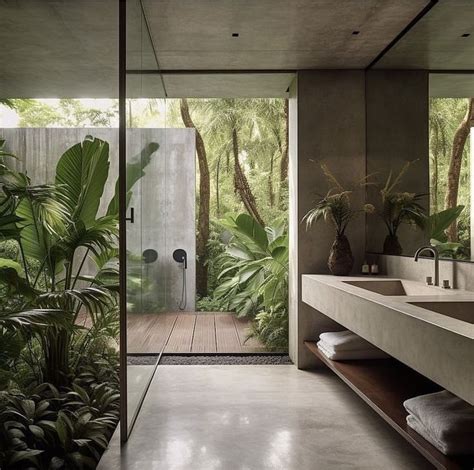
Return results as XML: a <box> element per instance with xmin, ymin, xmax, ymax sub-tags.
<box><xmin>118</xmin><ymin>0</ymin><xmax>128</xmax><ymax>445</ymax></box>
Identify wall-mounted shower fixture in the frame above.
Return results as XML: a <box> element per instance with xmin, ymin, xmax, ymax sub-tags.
<box><xmin>172</xmin><ymin>248</ymin><xmax>187</xmax><ymax>269</ymax></box>
<box><xmin>142</xmin><ymin>248</ymin><xmax>158</xmax><ymax>264</ymax></box>
<box><xmin>172</xmin><ymin>249</ymin><xmax>188</xmax><ymax>311</ymax></box>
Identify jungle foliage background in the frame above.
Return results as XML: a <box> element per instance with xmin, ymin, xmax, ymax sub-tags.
<box><xmin>429</xmin><ymin>97</ymin><xmax>473</xmax><ymax>257</ymax></box>
<box><xmin>1</xmin><ymin>95</ymin><xmax>473</xmax><ymax>350</ymax></box>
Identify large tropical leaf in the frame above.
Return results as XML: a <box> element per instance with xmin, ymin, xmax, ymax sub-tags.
<box><xmin>231</xmin><ymin>213</ymin><xmax>268</xmax><ymax>252</ymax></box>
<box><xmin>106</xmin><ymin>142</ymin><xmax>159</xmax><ymax>217</ymax></box>
<box><xmin>0</xmin><ymin>308</ymin><xmax>68</xmax><ymax>332</ymax></box>
<box><xmin>426</xmin><ymin>205</ymin><xmax>464</xmax><ymax>242</ymax></box>
<box><xmin>55</xmin><ymin>136</ymin><xmax>110</xmax><ymax>227</ymax></box>
<box><xmin>14</xmin><ymin>185</ymin><xmax>69</xmax><ymax>261</ymax></box>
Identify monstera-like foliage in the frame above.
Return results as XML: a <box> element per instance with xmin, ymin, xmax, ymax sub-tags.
<box><xmin>214</xmin><ymin>213</ymin><xmax>288</xmax><ymax>317</ymax></box>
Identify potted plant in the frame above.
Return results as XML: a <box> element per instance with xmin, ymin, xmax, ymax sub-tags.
<box><xmin>303</xmin><ymin>164</ymin><xmax>371</xmax><ymax>276</ymax></box>
<box><xmin>377</xmin><ymin>162</ymin><xmax>426</xmax><ymax>255</ymax></box>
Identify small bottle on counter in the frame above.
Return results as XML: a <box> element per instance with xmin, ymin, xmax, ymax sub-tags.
<box><xmin>362</xmin><ymin>260</ymin><xmax>370</xmax><ymax>274</ymax></box>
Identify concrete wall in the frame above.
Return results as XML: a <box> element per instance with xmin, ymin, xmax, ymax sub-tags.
<box><xmin>290</xmin><ymin>70</ymin><xmax>430</xmax><ymax>368</ymax></box>
<box><xmin>126</xmin><ymin>129</ymin><xmax>196</xmax><ymax>313</ymax></box>
<box><xmin>0</xmin><ymin>128</ymin><xmax>196</xmax><ymax>313</ymax></box>
<box><xmin>365</xmin><ymin>70</ymin><xmax>430</xmax><ymax>256</ymax></box>
<box><xmin>289</xmin><ymin>70</ymin><xmax>367</xmax><ymax>368</ymax></box>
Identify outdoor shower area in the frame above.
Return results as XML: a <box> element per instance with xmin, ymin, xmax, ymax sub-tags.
<box><xmin>1</xmin><ymin>126</ymin><xmax>266</xmax><ymax>356</ymax></box>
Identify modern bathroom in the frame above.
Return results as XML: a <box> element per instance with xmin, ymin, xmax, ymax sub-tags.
<box><xmin>1</xmin><ymin>1</ymin><xmax>474</xmax><ymax>469</ymax></box>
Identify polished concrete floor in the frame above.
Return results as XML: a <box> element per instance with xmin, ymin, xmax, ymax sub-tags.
<box><xmin>99</xmin><ymin>365</ymin><xmax>433</xmax><ymax>470</ymax></box>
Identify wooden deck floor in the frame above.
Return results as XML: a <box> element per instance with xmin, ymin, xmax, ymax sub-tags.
<box><xmin>127</xmin><ymin>312</ymin><xmax>268</xmax><ymax>354</ymax></box>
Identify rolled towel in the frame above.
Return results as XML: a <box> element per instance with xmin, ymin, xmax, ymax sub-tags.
<box><xmin>317</xmin><ymin>340</ymin><xmax>390</xmax><ymax>361</ymax></box>
<box><xmin>407</xmin><ymin>414</ymin><xmax>474</xmax><ymax>455</ymax></box>
<box><xmin>404</xmin><ymin>391</ymin><xmax>474</xmax><ymax>455</ymax></box>
<box><xmin>319</xmin><ymin>330</ymin><xmax>376</xmax><ymax>352</ymax></box>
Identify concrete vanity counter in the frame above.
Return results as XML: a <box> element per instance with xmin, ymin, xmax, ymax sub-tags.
<box><xmin>302</xmin><ymin>275</ymin><xmax>474</xmax><ymax>405</ymax></box>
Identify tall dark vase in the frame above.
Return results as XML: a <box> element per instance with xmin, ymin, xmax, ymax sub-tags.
<box><xmin>383</xmin><ymin>234</ymin><xmax>402</xmax><ymax>255</ymax></box>
<box><xmin>328</xmin><ymin>234</ymin><xmax>354</xmax><ymax>276</ymax></box>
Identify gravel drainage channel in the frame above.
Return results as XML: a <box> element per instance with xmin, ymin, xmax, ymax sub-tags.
<box><xmin>128</xmin><ymin>354</ymin><xmax>292</xmax><ymax>366</ymax></box>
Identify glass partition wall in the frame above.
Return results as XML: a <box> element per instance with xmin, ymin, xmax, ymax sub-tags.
<box><xmin>121</xmin><ymin>0</ymin><xmax>194</xmax><ymax>439</ymax></box>
<box><xmin>122</xmin><ymin>0</ymin><xmax>164</xmax><ymax>437</ymax></box>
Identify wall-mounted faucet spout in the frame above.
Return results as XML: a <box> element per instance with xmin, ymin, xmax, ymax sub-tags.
<box><xmin>413</xmin><ymin>245</ymin><xmax>439</xmax><ymax>286</ymax></box>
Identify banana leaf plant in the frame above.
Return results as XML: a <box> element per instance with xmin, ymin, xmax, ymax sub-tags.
<box><xmin>214</xmin><ymin>213</ymin><xmax>288</xmax><ymax>317</ymax></box>
<box><xmin>425</xmin><ymin>205</ymin><xmax>465</xmax><ymax>257</ymax></box>
<box><xmin>0</xmin><ymin>136</ymin><xmax>158</xmax><ymax>387</ymax></box>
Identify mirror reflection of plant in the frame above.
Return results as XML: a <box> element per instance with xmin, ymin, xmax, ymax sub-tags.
<box><xmin>426</xmin><ymin>205</ymin><xmax>466</xmax><ymax>258</ymax></box>
<box><xmin>376</xmin><ymin>161</ymin><xmax>426</xmax><ymax>255</ymax></box>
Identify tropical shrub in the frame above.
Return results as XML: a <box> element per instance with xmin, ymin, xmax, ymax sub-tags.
<box><xmin>0</xmin><ymin>136</ymin><xmax>157</xmax><ymax>468</ymax></box>
<box><xmin>213</xmin><ymin>213</ymin><xmax>288</xmax><ymax>348</ymax></box>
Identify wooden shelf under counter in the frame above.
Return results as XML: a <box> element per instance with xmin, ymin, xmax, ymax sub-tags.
<box><xmin>304</xmin><ymin>341</ymin><xmax>474</xmax><ymax>470</ymax></box>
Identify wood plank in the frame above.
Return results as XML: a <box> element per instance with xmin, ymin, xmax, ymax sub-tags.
<box><xmin>215</xmin><ymin>314</ymin><xmax>241</xmax><ymax>353</ymax></box>
<box><xmin>233</xmin><ymin>316</ymin><xmax>268</xmax><ymax>353</ymax></box>
<box><xmin>304</xmin><ymin>341</ymin><xmax>474</xmax><ymax>470</ymax></box>
<box><xmin>164</xmin><ymin>314</ymin><xmax>196</xmax><ymax>353</ymax></box>
<box><xmin>128</xmin><ymin>313</ymin><xmax>178</xmax><ymax>354</ymax></box>
<box><xmin>191</xmin><ymin>315</ymin><xmax>216</xmax><ymax>353</ymax></box>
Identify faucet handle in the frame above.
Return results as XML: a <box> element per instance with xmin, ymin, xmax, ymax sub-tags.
<box><xmin>425</xmin><ymin>276</ymin><xmax>433</xmax><ymax>286</ymax></box>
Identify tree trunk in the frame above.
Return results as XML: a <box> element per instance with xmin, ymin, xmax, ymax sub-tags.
<box><xmin>430</xmin><ymin>121</ymin><xmax>439</xmax><ymax>213</ymax></box>
<box><xmin>444</xmin><ymin>98</ymin><xmax>474</xmax><ymax>241</ymax></box>
<box><xmin>279</xmin><ymin>99</ymin><xmax>289</xmax><ymax>207</ymax></box>
<box><xmin>180</xmin><ymin>98</ymin><xmax>210</xmax><ymax>297</ymax></box>
<box><xmin>216</xmin><ymin>153</ymin><xmax>222</xmax><ymax>217</ymax></box>
<box><xmin>232</xmin><ymin>128</ymin><xmax>265</xmax><ymax>226</ymax></box>
<box><xmin>268</xmin><ymin>151</ymin><xmax>275</xmax><ymax>207</ymax></box>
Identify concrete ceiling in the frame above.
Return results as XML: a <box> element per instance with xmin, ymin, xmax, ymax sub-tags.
<box><xmin>430</xmin><ymin>74</ymin><xmax>474</xmax><ymax>98</ymax></box>
<box><xmin>142</xmin><ymin>0</ymin><xmax>428</xmax><ymax>71</ymax></box>
<box><xmin>0</xmin><ymin>0</ymin><xmax>431</xmax><ymax>98</ymax></box>
<box><xmin>375</xmin><ymin>0</ymin><xmax>474</xmax><ymax>70</ymax></box>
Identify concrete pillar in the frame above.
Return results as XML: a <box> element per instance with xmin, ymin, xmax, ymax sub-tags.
<box><xmin>289</xmin><ymin>70</ymin><xmax>367</xmax><ymax>368</ymax></box>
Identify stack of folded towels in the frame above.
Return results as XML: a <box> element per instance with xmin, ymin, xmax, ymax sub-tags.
<box><xmin>404</xmin><ymin>390</ymin><xmax>474</xmax><ymax>455</ymax></box>
<box><xmin>317</xmin><ymin>330</ymin><xmax>389</xmax><ymax>361</ymax></box>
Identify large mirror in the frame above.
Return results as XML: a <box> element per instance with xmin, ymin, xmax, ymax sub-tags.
<box><xmin>366</xmin><ymin>73</ymin><xmax>474</xmax><ymax>261</ymax></box>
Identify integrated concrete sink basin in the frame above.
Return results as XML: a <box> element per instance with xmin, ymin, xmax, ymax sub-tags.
<box><xmin>342</xmin><ymin>279</ymin><xmax>438</xmax><ymax>296</ymax></box>
<box><xmin>409</xmin><ymin>301</ymin><xmax>474</xmax><ymax>325</ymax></box>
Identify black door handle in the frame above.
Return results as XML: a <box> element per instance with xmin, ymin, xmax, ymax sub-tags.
<box><xmin>126</xmin><ymin>207</ymin><xmax>135</xmax><ymax>224</ymax></box>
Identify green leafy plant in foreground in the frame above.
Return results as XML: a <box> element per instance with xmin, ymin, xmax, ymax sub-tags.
<box><xmin>0</xmin><ymin>136</ymin><xmax>157</xmax><ymax>468</ymax></box>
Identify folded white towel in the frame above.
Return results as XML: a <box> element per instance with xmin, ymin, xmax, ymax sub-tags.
<box><xmin>403</xmin><ymin>390</ymin><xmax>474</xmax><ymax>455</ymax></box>
<box><xmin>407</xmin><ymin>414</ymin><xmax>474</xmax><ymax>455</ymax></box>
<box><xmin>319</xmin><ymin>330</ymin><xmax>375</xmax><ymax>352</ymax></box>
<box><xmin>317</xmin><ymin>340</ymin><xmax>390</xmax><ymax>361</ymax></box>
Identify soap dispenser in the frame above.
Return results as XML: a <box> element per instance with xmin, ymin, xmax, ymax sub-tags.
<box><xmin>362</xmin><ymin>260</ymin><xmax>370</xmax><ymax>275</ymax></box>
